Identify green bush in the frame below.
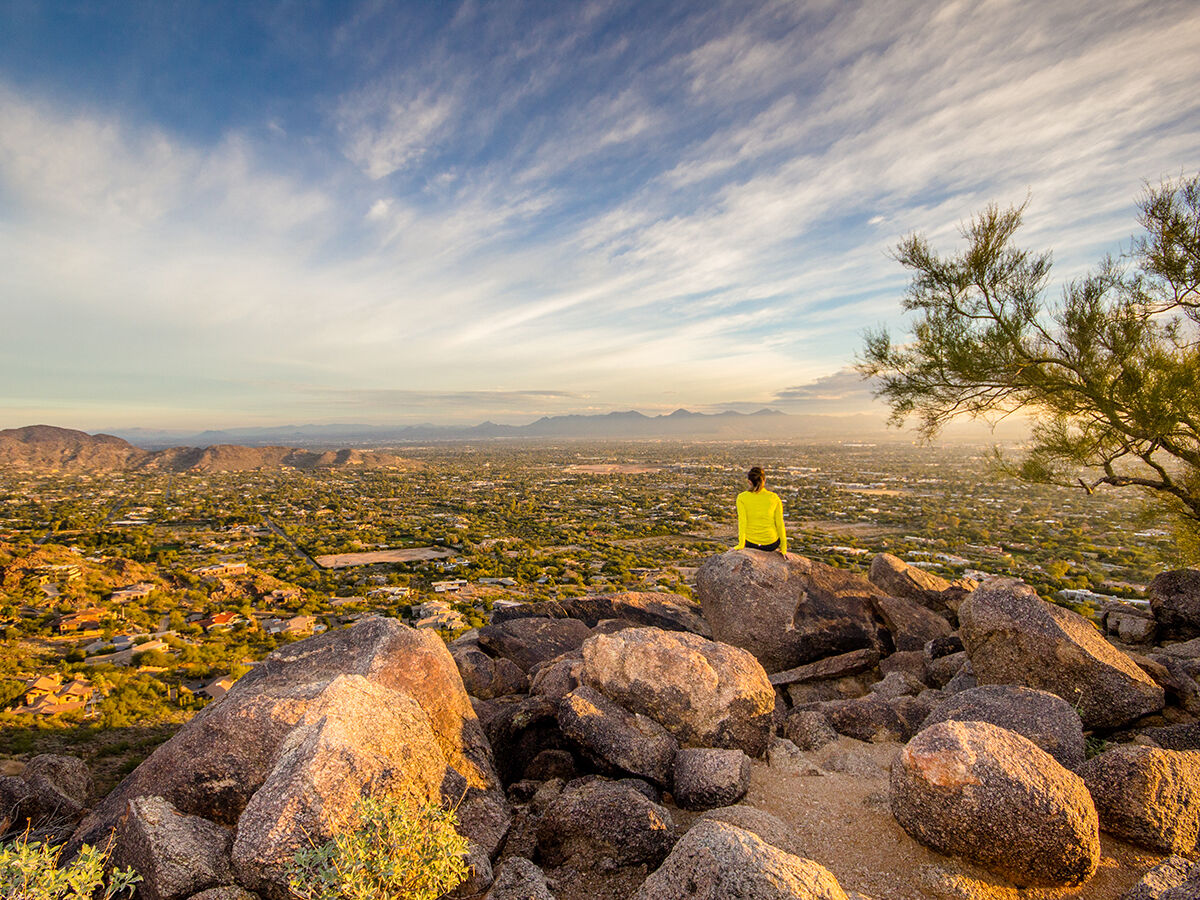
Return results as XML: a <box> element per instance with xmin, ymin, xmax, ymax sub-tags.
<box><xmin>286</xmin><ymin>793</ymin><xmax>469</xmax><ymax>900</ymax></box>
<box><xmin>0</xmin><ymin>833</ymin><xmax>140</xmax><ymax>900</ymax></box>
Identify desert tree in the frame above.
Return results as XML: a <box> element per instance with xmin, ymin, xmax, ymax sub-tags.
<box><xmin>858</xmin><ymin>174</ymin><xmax>1200</xmax><ymax>556</ymax></box>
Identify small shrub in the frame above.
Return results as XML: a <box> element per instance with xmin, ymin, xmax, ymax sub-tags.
<box><xmin>0</xmin><ymin>833</ymin><xmax>140</xmax><ymax>900</ymax></box>
<box><xmin>286</xmin><ymin>793</ymin><xmax>469</xmax><ymax>900</ymax></box>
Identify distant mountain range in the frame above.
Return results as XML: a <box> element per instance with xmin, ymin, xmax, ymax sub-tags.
<box><xmin>108</xmin><ymin>409</ymin><xmax>896</xmax><ymax>449</ymax></box>
<box><xmin>0</xmin><ymin>425</ymin><xmax>411</xmax><ymax>473</ymax></box>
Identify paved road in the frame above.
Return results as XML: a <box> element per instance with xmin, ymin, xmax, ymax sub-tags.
<box><xmin>263</xmin><ymin>516</ymin><xmax>322</xmax><ymax>570</ymax></box>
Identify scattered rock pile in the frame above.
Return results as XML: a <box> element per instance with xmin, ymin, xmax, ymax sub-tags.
<box><xmin>24</xmin><ymin>555</ymin><xmax>1200</xmax><ymax>899</ymax></box>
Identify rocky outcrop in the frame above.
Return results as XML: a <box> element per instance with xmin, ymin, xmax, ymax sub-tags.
<box><xmin>185</xmin><ymin>889</ymin><xmax>260</xmax><ymax>900</ymax></box>
<box><xmin>921</xmin><ymin>685</ymin><xmax>1086</xmax><ymax>770</ymax></box>
<box><xmin>671</xmin><ymin>748</ymin><xmax>751</xmax><ymax>810</ymax></box>
<box><xmin>230</xmin><ymin>676</ymin><xmax>450</xmax><ymax>896</ymax></box>
<box><xmin>890</xmin><ymin>720</ymin><xmax>1100</xmax><ymax>887</ymax></box>
<box><xmin>695</xmin><ymin>550</ymin><xmax>884</xmax><ymax>673</ymax></box>
<box><xmin>536</xmin><ymin>777</ymin><xmax>676</xmax><ymax>870</ymax></box>
<box><xmin>112</xmin><ymin>796</ymin><xmax>234</xmax><ymax>900</ymax></box>
<box><xmin>958</xmin><ymin>578</ymin><xmax>1164</xmax><ymax>729</ymax></box>
<box><xmin>1150</xmin><ymin>568</ymin><xmax>1200</xmax><ymax>641</ymax></box>
<box><xmin>68</xmin><ymin>618</ymin><xmax>503</xmax><ymax>900</ymax></box>
<box><xmin>868</xmin><ymin>553</ymin><xmax>975</xmax><ymax>622</ymax></box>
<box><xmin>631</xmin><ymin>820</ymin><xmax>849</xmax><ymax>900</ymax></box>
<box><xmin>1078</xmin><ymin>745</ymin><xmax>1200</xmax><ymax>855</ymax></box>
<box><xmin>477</xmin><ymin>617</ymin><xmax>593</xmax><ymax>673</ymax></box>
<box><xmin>768</xmin><ymin>648</ymin><xmax>880</xmax><ymax>688</ymax></box>
<box><xmin>490</xmin><ymin>592</ymin><xmax>711</xmax><ymax>637</ymax></box>
<box><xmin>557</xmin><ymin>685</ymin><xmax>678</xmax><ymax>787</ymax></box>
<box><xmin>581</xmin><ymin>626</ymin><xmax>775</xmax><ymax>757</ymax></box>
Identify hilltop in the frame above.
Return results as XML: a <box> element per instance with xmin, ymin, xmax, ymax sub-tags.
<box><xmin>0</xmin><ymin>425</ymin><xmax>412</xmax><ymax>474</ymax></box>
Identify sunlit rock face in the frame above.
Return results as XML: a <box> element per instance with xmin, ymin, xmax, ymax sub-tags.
<box><xmin>958</xmin><ymin>577</ymin><xmax>1164</xmax><ymax>729</ymax></box>
<box><xmin>68</xmin><ymin>617</ymin><xmax>506</xmax><ymax>900</ymax></box>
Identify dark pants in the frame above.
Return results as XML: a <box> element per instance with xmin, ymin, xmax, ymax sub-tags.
<box><xmin>745</xmin><ymin>539</ymin><xmax>780</xmax><ymax>552</ymax></box>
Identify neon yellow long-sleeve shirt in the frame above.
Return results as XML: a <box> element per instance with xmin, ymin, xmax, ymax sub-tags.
<box><xmin>734</xmin><ymin>489</ymin><xmax>787</xmax><ymax>553</ymax></box>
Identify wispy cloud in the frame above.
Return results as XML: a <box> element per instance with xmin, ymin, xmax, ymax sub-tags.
<box><xmin>0</xmin><ymin>0</ymin><xmax>1197</xmax><ymax>429</ymax></box>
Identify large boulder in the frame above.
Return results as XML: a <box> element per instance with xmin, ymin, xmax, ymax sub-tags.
<box><xmin>671</xmin><ymin>748</ymin><xmax>751</xmax><ymax>810</ymax></box>
<box><xmin>695</xmin><ymin>550</ymin><xmax>885</xmax><ymax>673</ymax></box>
<box><xmin>535</xmin><ymin>777</ymin><xmax>676</xmax><ymax>871</ymax></box>
<box><xmin>557</xmin><ymin>685</ymin><xmax>678</xmax><ymax>787</ymax></box>
<box><xmin>230</xmin><ymin>676</ymin><xmax>450</xmax><ymax>897</ymax></box>
<box><xmin>868</xmin><ymin>553</ymin><xmax>975</xmax><ymax>622</ymax></box>
<box><xmin>958</xmin><ymin>578</ymin><xmax>1164</xmax><ymax>729</ymax></box>
<box><xmin>112</xmin><ymin>796</ymin><xmax>233</xmax><ymax>900</ymax></box>
<box><xmin>490</xmin><ymin>592</ymin><xmax>711</xmax><ymax>637</ymax></box>
<box><xmin>921</xmin><ymin>685</ymin><xmax>1086</xmax><ymax>770</ymax></box>
<box><xmin>631</xmin><ymin>820</ymin><xmax>849</xmax><ymax>900</ymax></box>
<box><xmin>1150</xmin><ymin>568</ymin><xmax>1200</xmax><ymax>641</ymax></box>
<box><xmin>477</xmin><ymin>617</ymin><xmax>593</xmax><ymax>673</ymax></box>
<box><xmin>890</xmin><ymin>720</ymin><xmax>1100</xmax><ymax>887</ymax></box>
<box><xmin>67</xmin><ymin>618</ymin><xmax>504</xmax><ymax>898</ymax></box>
<box><xmin>1078</xmin><ymin>745</ymin><xmax>1200</xmax><ymax>856</ymax></box>
<box><xmin>581</xmin><ymin>627</ymin><xmax>775</xmax><ymax>757</ymax></box>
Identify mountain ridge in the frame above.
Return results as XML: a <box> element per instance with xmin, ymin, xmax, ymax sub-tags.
<box><xmin>0</xmin><ymin>425</ymin><xmax>411</xmax><ymax>473</ymax></box>
<box><xmin>101</xmin><ymin>408</ymin><xmax>892</xmax><ymax>449</ymax></box>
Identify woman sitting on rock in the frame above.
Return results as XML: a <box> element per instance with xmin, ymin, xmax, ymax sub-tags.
<box><xmin>734</xmin><ymin>466</ymin><xmax>787</xmax><ymax>557</ymax></box>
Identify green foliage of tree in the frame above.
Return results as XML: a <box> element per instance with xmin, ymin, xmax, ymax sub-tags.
<box><xmin>286</xmin><ymin>793</ymin><xmax>469</xmax><ymax>900</ymax></box>
<box><xmin>860</xmin><ymin>174</ymin><xmax>1200</xmax><ymax>556</ymax></box>
<box><xmin>0</xmin><ymin>833</ymin><xmax>140</xmax><ymax>900</ymax></box>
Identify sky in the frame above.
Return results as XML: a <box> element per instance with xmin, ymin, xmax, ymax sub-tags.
<box><xmin>1</xmin><ymin>0</ymin><xmax>1198</xmax><ymax>431</ymax></box>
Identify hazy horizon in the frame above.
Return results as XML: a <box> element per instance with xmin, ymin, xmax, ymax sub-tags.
<box><xmin>2</xmin><ymin>1</ymin><xmax>1197</xmax><ymax>430</ymax></box>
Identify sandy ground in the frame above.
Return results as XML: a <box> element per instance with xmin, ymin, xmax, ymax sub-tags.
<box><xmin>312</xmin><ymin>547</ymin><xmax>454</xmax><ymax>567</ymax></box>
<box><xmin>721</xmin><ymin>738</ymin><xmax>1162</xmax><ymax>900</ymax></box>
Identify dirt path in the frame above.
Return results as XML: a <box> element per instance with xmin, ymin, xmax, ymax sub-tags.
<box><xmin>730</xmin><ymin>738</ymin><xmax>1162</xmax><ymax>900</ymax></box>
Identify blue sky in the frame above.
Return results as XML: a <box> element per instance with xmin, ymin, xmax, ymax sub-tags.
<box><xmin>1</xmin><ymin>0</ymin><xmax>1198</xmax><ymax>430</ymax></box>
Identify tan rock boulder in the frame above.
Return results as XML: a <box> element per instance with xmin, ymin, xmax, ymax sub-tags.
<box><xmin>1078</xmin><ymin>745</ymin><xmax>1200</xmax><ymax>855</ymax></box>
<box><xmin>890</xmin><ymin>720</ymin><xmax>1100</xmax><ymax>887</ymax></box>
<box><xmin>695</xmin><ymin>550</ymin><xmax>884</xmax><ymax>673</ymax></box>
<box><xmin>959</xmin><ymin>578</ymin><xmax>1164</xmax><ymax>729</ymax></box>
<box><xmin>230</xmin><ymin>675</ymin><xmax>449</xmax><ymax>898</ymax></box>
<box><xmin>631</xmin><ymin>820</ymin><xmax>848</xmax><ymax>900</ymax></box>
<box><xmin>581</xmin><ymin>627</ymin><xmax>775</xmax><ymax>757</ymax></box>
<box><xmin>68</xmin><ymin>618</ymin><xmax>503</xmax><ymax>888</ymax></box>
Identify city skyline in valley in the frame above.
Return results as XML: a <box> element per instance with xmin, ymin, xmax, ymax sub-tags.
<box><xmin>2</xmin><ymin>1</ymin><xmax>1198</xmax><ymax>431</ymax></box>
